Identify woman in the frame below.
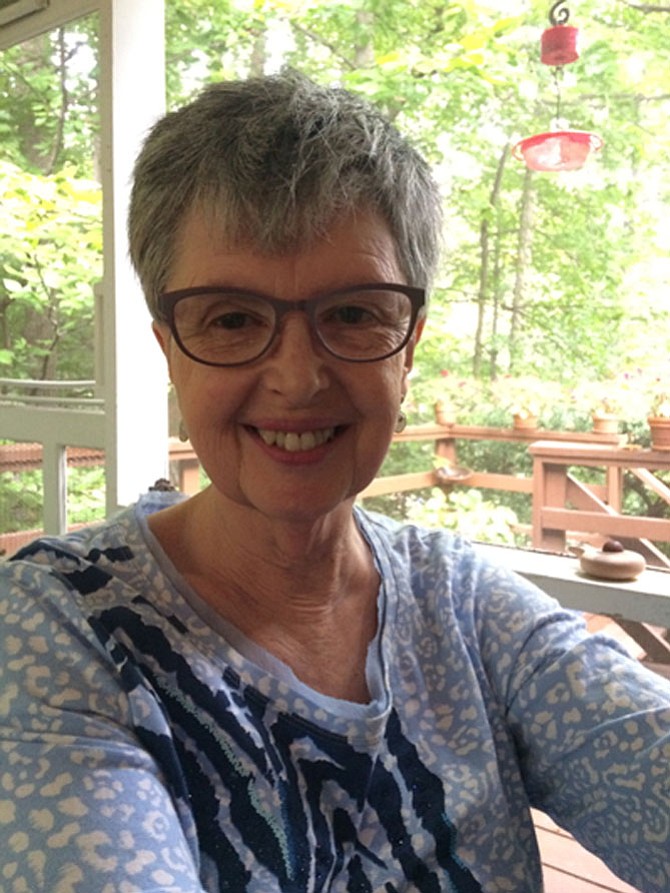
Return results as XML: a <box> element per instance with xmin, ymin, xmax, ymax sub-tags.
<box><xmin>1</xmin><ymin>72</ymin><xmax>669</xmax><ymax>893</ymax></box>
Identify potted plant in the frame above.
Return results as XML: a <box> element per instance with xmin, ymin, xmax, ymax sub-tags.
<box><xmin>511</xmin><ymin>404</ymin><xmax>540</xmax><ymax>430</ymax></box>
<box><xmin>434</xmin><ymin>398</ymin><xmax>456</xmax><ymax>427</ymax></box>
<box><xmin>494</xmin><ymin>376</ymin><xmax>563</xmax><ymax>431</ymax></box>
<box><xmin>648</xmin><ymin>392</ymin><xmax>670</xmax><ymax>450</ymax></box>
<box><xmin>422</xmin><ymin>372</ymin><xmax>484</xmax><ymax>427</ymax></box>
<box><xmin>591</xmin><ymin>397</ymin><xmax>621</xmax><ymax>435</ymax></box>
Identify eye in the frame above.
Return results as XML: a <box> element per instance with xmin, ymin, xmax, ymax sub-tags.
<box><xmin>328</xmin><ymin>304</ymin><xmax>375</xmax><ymax>325</ymax></box>
<box><xmin>196</xmin><ymin>295</ymin><xmax>272</xmax><ymax>330</ymax></box>
<box><xmin>209</xmin><ymin>309</ymin><xmax>257</xmax><ymax>330</ymax></box>
<box><xmin>174</xmin><ymin>292</ymin><xmax>274</xmax><ymax>340</ymax></box>
<box><xmin>317</xmin><ymin>289</ymin><xmax>410</xmax><ymax>330</ymax></box>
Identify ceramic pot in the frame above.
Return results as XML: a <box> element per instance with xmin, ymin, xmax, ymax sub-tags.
<box><xmin>434</xmin><ymin>401</ymin><xmax>455</xmax><ymax>427</ymax></box>
<box><xmin>592</xmin><ymin>415</ymin><xmax>619</xmax><ymax>435</ymax></box>
<box><xmin>512</xmin><ymin>413</ymin><xmax>538</xmax><ymax>431</ymax></box>
<box><xmin>648</xmin><ymin>416</ymin><xmax>670</xmax><ymax>450</ymax></box>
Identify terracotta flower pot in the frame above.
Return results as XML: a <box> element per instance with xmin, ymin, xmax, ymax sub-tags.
<box><xmin>648</xmin><ymin>416</ymin><xmax>670</xmax><ymax>450</ymax></box>
<box><xmin>592</xmin><ymin>415</ymin><xmax>619</xmax><ymax>435</ymax></box>
<box><xmin>512</xmin><ymin>413</ymin><xmax>538</xmax><ymax>431</ymax></box>
<box><xmin>434</xmin><ymin>401</ymin><xmax>455</xmax><ymax>427</ymax></box>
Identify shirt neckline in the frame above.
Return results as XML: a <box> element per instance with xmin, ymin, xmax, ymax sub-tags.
<box><xmin>132</xmin><ymin>496</ymin><xmax>394</xmax><ymax>723</ymax></box>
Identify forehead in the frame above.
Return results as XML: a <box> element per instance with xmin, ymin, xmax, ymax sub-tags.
<box><xmin>167</xmin><ymin>206</ymin><xmax>404</xmax><ymax>293</ymax></box>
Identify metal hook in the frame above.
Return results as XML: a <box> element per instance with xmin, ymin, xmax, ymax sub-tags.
<box><xmin>549</xmin><ymin>1</ymin><xmax>570</xmax><ymax>26</ymax></box>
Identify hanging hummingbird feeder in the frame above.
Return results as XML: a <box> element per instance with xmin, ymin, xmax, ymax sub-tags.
<box><xmin>513</xmin><ymin>1</ymin><xmax>603</xmax><ymax>172</ymax></box>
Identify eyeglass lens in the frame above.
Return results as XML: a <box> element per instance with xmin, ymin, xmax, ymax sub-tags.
<box><xmin>172</xmin><ymin>288</ymin><xmax>416</xmax><ymax>364</ymax></box>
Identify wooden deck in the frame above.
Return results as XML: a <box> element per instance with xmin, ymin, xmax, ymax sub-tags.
<box><xmin>535</xmin><ymin>809</ymin><xmax>642</xmax><ymax>892</ymax></box>
<box><xmin>534</xmin><ymin>614</ymin><xmax>656</xmax><ymax>893</ymax></box>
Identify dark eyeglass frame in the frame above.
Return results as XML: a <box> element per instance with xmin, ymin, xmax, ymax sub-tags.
<box><xmin>156</xmin><ymin>282</ymin><xmax>426</xmax><ymax>367</ymax></box>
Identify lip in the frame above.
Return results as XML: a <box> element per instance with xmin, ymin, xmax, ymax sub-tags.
<box><xmin>244</xmin><ymin>422</ymin><xmax>346</xmax><ymax>463</ymax></box>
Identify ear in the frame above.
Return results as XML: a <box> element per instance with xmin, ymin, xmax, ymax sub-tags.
<box><xmin>403</xmin><ymin>315</ymin><xmax>425</xmax><ymax>373</ymax></box>
<box><xmin>400</xmin><ymin>315</ymin><xmax>425</xmax><ymax>399</ymax></box>
<box><xmin>152</xmin><ymin>321</ymin><xmax>170</xmax><ymax>357</ymax></box>
<box><xmin>152</xmin><ymin>321</ymin><xmax>175</xmax><ymax>380</ymax></box>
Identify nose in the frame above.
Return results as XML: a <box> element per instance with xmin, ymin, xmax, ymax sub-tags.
<box><xmin>261</xmin><ymin>312</ymin><xmax>330</xmax><ymax>402</ymax></box>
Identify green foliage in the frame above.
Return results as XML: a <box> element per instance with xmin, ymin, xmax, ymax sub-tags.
<box><xmin>0</xmin><ymin>464</ymin><xmax>106</xmax><ymax>534</ymax></box>
<box><xmin>0</xmin><ymin>23</ymin><xmax>99</xmax><ymax>175</ymax></box>
<box><xmin>405</xmin><ymin>487</ymin><xmax>521</xmax><ymax>545</ymax></box>
<box><xmin>66</xmin><ymin>466</ymin><xmax>106</xmax><ymax>525</ymax></box>
<box><xmin>0</xmin><ymin>469</ymin><xmax>43</xmax><ymax>533</ymax></box>
<box><xmin>0</xmin><ymin>160</ymin><xmax>101</xmax><ymax>379</ymax></box>
<box><xmin>2</xmin><ymin>0</ymin><xmax>670</xmax><ymax>541</ymax></box>
<box><xmin>3</xmin><ymin>0</ymin><xmax>669</xmax><ymax>388</ymax></box>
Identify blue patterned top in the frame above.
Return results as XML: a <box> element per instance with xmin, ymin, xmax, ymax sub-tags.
<box><xmin>1</xmin><ymin>492</ymin><xmax>669</xmax><ymax>893</ymax></box>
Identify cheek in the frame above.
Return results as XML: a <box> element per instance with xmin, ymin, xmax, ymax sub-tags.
<box><xmin>376</xmin><ymin>357</ymin><xmax>409</xmax><ymax>403</ymax></box>
<box><xmin>168</xmin><ymin>358</ymin><xmax>198</xmax><ymax>417</ymax></box>
<box><xmin>169</xmin><ymin>360</ymin><xmax>229</xmax><ymax>427</ymax></box>
<box><xmin>353</xmin><ymin>362</ymin><xmax>406</xmax><ymax>425</ymax></box>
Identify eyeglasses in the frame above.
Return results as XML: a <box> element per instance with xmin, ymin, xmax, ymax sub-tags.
<box><xmin>157</xmin><ymin>283</ymin><xmax>426</xmax><ymax>367</ymax></box>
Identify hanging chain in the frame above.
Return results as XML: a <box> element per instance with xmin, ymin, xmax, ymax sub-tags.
<box><xmin>552</xmin><ymin>67</ymin><xmax>563</xmax><ymax>123</ymax></box>
<box><xmin>549</xmin><ymin>1</ymin><xmax>570</xmax><ymax>25</ymax></box>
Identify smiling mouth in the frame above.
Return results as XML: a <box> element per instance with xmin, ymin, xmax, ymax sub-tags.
<box><xmin>255</xmin><ymin>427</ymin><xmax>337</xmax><ymax>452</ymax></box>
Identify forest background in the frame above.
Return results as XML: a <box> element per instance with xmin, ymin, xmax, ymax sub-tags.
<box><xmin>1</xmin><ymin>0</ymin><xmax>670</xmax><ymax>543</ymax></box>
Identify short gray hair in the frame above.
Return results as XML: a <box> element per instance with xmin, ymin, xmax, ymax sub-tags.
<box><xmin>128</xmin><ymin>70</ymin><xmax>442</xmax><ymax>317</ymax></box>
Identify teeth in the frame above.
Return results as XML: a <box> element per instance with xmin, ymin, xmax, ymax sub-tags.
<box><xmin>257</xmin><ymin>427</ymin><xmax>335</xmax><ymax>451</ymax></box>
<box><xmin>258</xmin><ymin>429</ymin><xmax>277</xmax><ymax>446</ymax></box>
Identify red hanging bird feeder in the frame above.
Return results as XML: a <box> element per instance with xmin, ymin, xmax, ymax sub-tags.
<box><xmin>513</xmin><ymin>130</ymin><xmax>603</xmax><ymax>172</ymax></box>
<box><xmin>513</xmin><ymin>1</ymin><xmax>602</xmax><ymax>172</ymax></box>
<box><xmin>541</xmin><ymin>22</ymin><xmax>579</xmax><ymax>66</ymax></box>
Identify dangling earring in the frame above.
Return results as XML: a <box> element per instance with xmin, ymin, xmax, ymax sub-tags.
<box><xmin>178</xmin><ymin>419</ymin><xmax>189</xmax><ymax>443</ymax></box>
<box><xmin>395</xmin><ymin>410</ymin><xmax>407</xmax><ymax>433</ymax></box>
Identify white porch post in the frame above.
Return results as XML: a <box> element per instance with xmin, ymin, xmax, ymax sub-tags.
<box><xmin>98</xmin><ymin>0</ymin><xmax>168</xmax><ymax>515</ymax></box>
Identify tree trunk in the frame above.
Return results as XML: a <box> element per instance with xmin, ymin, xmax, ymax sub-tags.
<box><xmin>509</xmin><ymin>166</ymin><xmax>534</xmax><ymax>373</ymax></box>
<box><xmin>249</xmin><ymin>28</ymin><xmax>267</xmax><ymax>77</ymax></box>
<box><xmin>473</xmin><ymin>215</ymin><xmax>489</xmax><ymax>377</ymax></box>
<box><xmin>44</xmin><ymin>29</ymin><xmax>69</xmax><ymax>176</ymax></box>
<box><xmin>488</xmin><ymin>145</ymin><xmax>509</xmax><ymax>380</ymax></box>
<box><xmin>473</xmin><ymin>145</ymin><xmax>509</xmax><ymax>377</ymax></box>
<box><xmin>489</xmin><ymin>220</ymin><xmax>504</xmax><ymax>380</ymax></box>
<box><xmin>354</xmin><ymin>10</ymin><xmax>374</xmax><ymax>68</ymax></box>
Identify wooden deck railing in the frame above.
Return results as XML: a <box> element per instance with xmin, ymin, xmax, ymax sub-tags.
<box><xmin>3</xmin><ymin>423</ymin><xmax>670</xmax><ymax>563</ymax></box>
<box><xmin>359</xmin><ymin>421</ymin><xmax>624</xmax><ymax>499</ymax></box>
<box><xmin>3</xmin><ymin>424</ymin><xmax>669</xmax><ymax>556</ymax></box>
<box><xmin>359</xmin><ymin>423</ymin><xmax>670</xmax><ymax>554</ymax></box>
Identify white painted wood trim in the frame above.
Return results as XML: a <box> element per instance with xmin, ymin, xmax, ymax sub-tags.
<box><xmin>0</xmin><ymin>0</ymin><xmax>99</xmax><ymax>48</ymax></box>
<box><xmin>1</xmin><ymin>405</ymin><xmax>106</xmax><ymax>446</ymax></box>
<box><xmin>476</xmin><ymin>542</ymin><xmax>670</xmax><ymax>627</ymax></box>
<box><xmin>98</xmin><ymin>0</ymin><xmax>168</xmax><ymax>515</ymax></box>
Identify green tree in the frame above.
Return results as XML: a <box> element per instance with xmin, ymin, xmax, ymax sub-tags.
<box><xmin>0</xmin><ymin>161</ymin><xmax>101</xmax><ymax>380</ymax></box>
<box><xmin>0</xmin><ymin>14</ymin><xmax>101</xmax><ymax>384</ymax></box>
<box><xmin>3</xmin><ymin>0</ymin><xmax>670</xmax><ymax>390</ymax></box>
<box><xmin>2</xmin><ymin>0</ymin><xmax>670</xmax><ymax>542</ymax></box>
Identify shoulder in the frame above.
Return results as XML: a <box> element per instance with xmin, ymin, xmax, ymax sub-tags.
<box><xmin>356</xmin><ymin>507</ymin><xmax>542</xmax><ymax>606</ymax></box>
<box><xmin>7</xmin><ymin>508</ymin><xmax>134</xmax><ymax>594</ymax></box>
<box><xmin>0</xmin><ymin>491</ymin><xmax>192</xmax><ymax>713</ymax></box>
<box><xmin>2</xmin><ymin>491</ymin><xmax>185</xmax><ymax>611</ymax></box>
<box><xmin>9</xmin><ymin>490</ymin><xmax>183</xmax><ymax>564</ymax></box>
<box><xmin>356</xmin><ymin>506</ymin><xmax>471</xmax><ymax>568</ymax></box>
<box><xmin>355</xmin><ymin>508</ymin><xmax>599</xmax><ymax>671</ymax></box>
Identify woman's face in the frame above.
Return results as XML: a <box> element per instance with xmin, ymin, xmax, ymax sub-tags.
<box><xmin>153</xmin><ymin>208</ymin><xmax>423</xmax><ymax>526</ymax></box>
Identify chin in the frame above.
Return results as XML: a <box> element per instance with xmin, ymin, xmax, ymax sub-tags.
<box><xmin>232</xmin><ymin>485</ymin><xmax>358</xmax><ymax>527</ymax></box>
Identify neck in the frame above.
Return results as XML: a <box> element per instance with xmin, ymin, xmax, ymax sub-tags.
<box><xmin>148</xmin><ymin>487</ymin><xmax>380</xmax><ymax>702</ymax></box>
<box><xmin>151</xmin><ymin>486</ymin><xmax>374</xmax><ymax>614</ymax></box>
